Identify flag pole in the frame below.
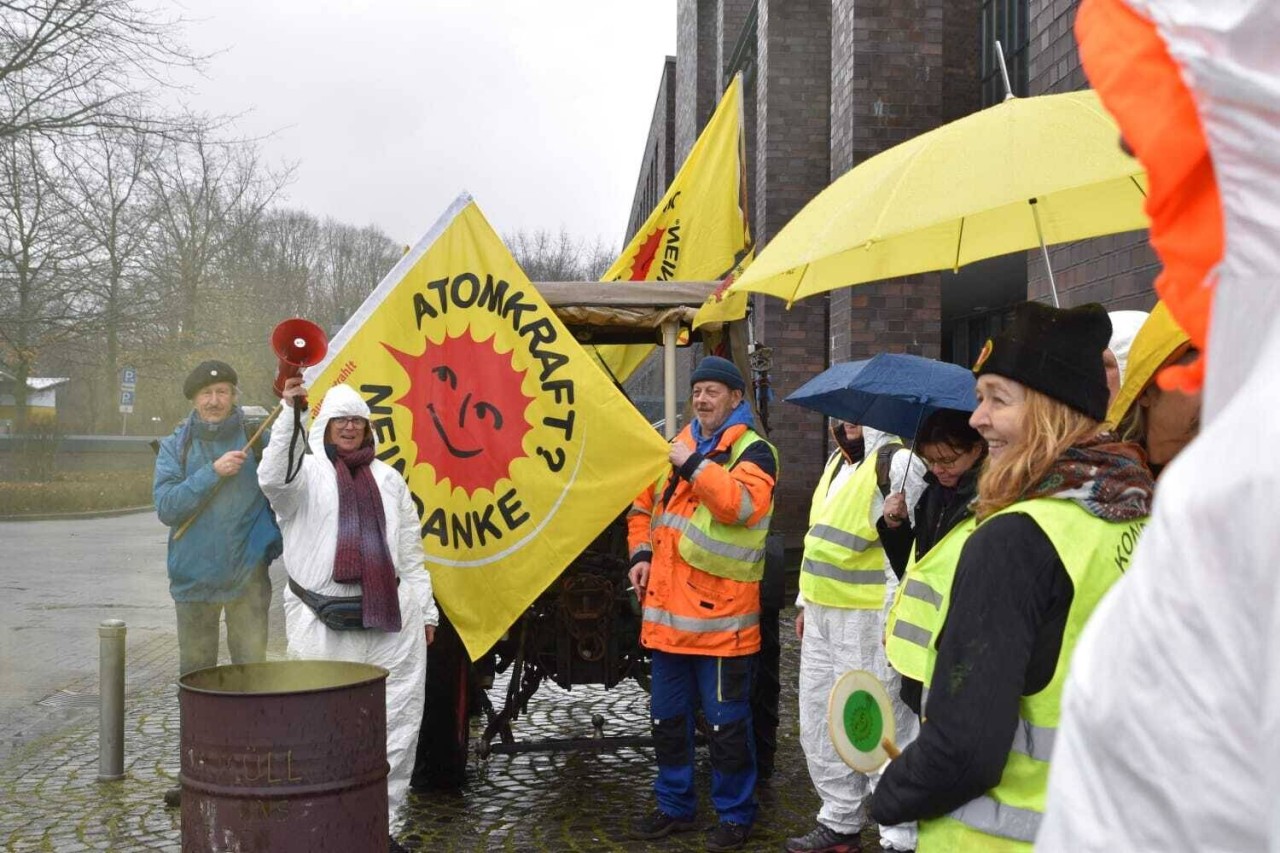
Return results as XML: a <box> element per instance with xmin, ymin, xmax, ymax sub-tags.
<box><xmin>172</xmin><ymin>403</ymin><xmax>284</xmax><ymax>541</ymax></box>
<box><xmin>662</xmin><ymin>320</ymin><xmax>679</xmax><ymax>440</ymax></box>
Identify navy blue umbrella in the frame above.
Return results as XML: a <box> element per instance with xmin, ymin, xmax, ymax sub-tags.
<box><xmin>785</xmin><ymin>353</ymin><xmax>977</xmax><ymax>439</ymax></box>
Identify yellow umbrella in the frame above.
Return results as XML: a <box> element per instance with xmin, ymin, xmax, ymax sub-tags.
<box><xmin>727</xmin><ymin>88</ymin><xmax>1148</xmax><ymax>308</ymax></box>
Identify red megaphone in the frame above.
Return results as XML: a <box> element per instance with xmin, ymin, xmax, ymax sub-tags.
<box><xmin>271</xmin><ymin>318</ymin><xmax>328</xmax><ymax>405</ymax></box>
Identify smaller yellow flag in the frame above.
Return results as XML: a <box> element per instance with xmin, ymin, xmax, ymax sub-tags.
<box><xmin>593</xmin><ymin>74</ymin><xmax>754</xmax><ymax>383</ymax></box>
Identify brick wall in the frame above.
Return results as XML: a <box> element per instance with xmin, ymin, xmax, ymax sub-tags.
<box><xmin>676</xmin><ymin>0</ymin><xmax>720</xmax><ymax>168</ymax></box>
<box><xmin>624</xmin><ymin>58</ymin><xmax>677</xmax><ymax>243</ymax></box>
<box><xmin>826</xmin><ymin>0</ymin><xmax>977</xmax><ymax>366</ymax></box>
<box><xmin>754</xmin><ymin>0</ymin><xmax>832</xmax><ymax>547</ymax></box>
<box><xmin>1026</xmin><ymin>0</ymin><xmax>1158</xmax><ymax>309</ymax></box>
<box><xmin>716</xmin><ymin>0</ymin><xmax>755</xmax><ymax>91</ymax></box>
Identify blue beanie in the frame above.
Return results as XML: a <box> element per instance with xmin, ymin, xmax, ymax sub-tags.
<box><xmin>690</xmin><ymin>356</ymin><xmax>745</xmax><ymax>392</ymax></box>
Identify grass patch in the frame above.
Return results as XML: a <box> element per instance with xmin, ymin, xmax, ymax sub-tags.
<box><xmin>0</xmin><ymin>469</ymin><xmax>153</xmax><ymax>516</ymax></box>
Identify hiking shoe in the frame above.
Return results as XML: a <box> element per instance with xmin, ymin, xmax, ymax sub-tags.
<box><xmin>633</xmin><ymin>808</ymin><xmax>697</xmax><ymax>839</ymax></box>
<box><xmin>706</xmin><ymin>820</ymin><xmax>752</xmax><ymax>851</ymax></box>
<box><xmin>784</xmin><ymin>823</ymin><xmax>862</xmax><ymax>853</ymax></box>
<box><xmin>162</xmin><ymin>786</ymin><xmax>181</xmax><ymax>808</ymax></box>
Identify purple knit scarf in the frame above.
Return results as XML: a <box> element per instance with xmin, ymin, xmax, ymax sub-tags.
<box><xmin>331</xmin><ymin>444</ymin><xmax>402</xmax><ymax>632</ymax></box>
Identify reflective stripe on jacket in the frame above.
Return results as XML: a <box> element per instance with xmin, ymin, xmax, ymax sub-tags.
<box><xmin>627</xmin><ymin>423</ymin><xmax>777</xmax><ymax>656</ymax></box>
<box><xmin>916</xmin><ymin>499</ymin><xmax>1148</xmax><ymax>852</ymax></box>
<box><xmin>884</xmin><ymin>517</ymin><xmax>977</xmax><ymax>684</ymax></box>
<box><xmin>799</xmin><ymin>451</ymin><xmax>889</xmax><ymax>609</ymax></box>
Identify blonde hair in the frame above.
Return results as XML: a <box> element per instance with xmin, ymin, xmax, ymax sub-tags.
<box><xmin>974</xmin><ymin>386</ymin><xmax>1101</xmax><ymax>521</ymax></box>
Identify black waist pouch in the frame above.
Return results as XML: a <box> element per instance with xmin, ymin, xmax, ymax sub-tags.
<box><xmin>288</xmin><ymin>578</ymin><xmax>365</xmax><ymax>631</ymax></box>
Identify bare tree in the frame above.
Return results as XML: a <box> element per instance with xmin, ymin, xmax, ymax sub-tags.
<box><xmin>143</xmin><ymin>124</ymin><xmax>291</xmax><ymax>347</ymax></box>
<box><xmin>52</xmin><ymin>124</ymin><xmax>159</xmax><ymax>428</ymax></box>
<box><xmin>506</xmin><ymin>227</ymin><xmax>616</xmax><ymax>282</ymax></box>
<box><xmin>314</xmin><ymin>219</ymin><xmax>401</xmax><ymax>333</ymax></box>
<box><xmin>0</xmin><ymin>132</ymin><xmax>87</xmax><ymax>430</ymax></box>
<box><xmin>0</xmin><ymin>0</ymin><xmax>199</xmax><ymax>142</ymax></box>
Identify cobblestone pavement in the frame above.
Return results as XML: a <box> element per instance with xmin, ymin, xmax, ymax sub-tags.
<box><xmin>1</xmin><ymin>515</ymin><xmax>885</xmax><ymax>852</ymax></box>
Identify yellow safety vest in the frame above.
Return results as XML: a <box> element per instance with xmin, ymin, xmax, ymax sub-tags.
<box><xmin>799</xmin><ymin>451</ymin><xmax>888</xmax><ymax>610</ymax></box>
<box><xmin>884</xmin><ymin>516</ymin><xmax>977</xmax><ymax>684</ymax></box>
<box><xmin>653</xmin><ymin>429</ymin><xmax>777</xmax><ymax>583</ymax></box>
<box><xmin>914</xmin><ymin>499</ymin><xmax>1148</xmax><ymax>852</ymax></box>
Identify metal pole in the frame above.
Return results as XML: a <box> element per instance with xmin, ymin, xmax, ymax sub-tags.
<box><xmin>662</xmin><ymin>321</ymin><xmax>679</xmax><ymax>440</ymax></box>
<box><xmin>98</xmin><ymin>619</ymin><xmax>126</xmax><ymax>781</ymax></box>
<box><xmin>1029</xmin><ymin>199</ymin><xmax>1062</xmax><ymax>307</ymax></box>
<box><xmin>994</xmin><ymin>39</ymin><xmax>1015</xmax><ymax>102</ymax></box>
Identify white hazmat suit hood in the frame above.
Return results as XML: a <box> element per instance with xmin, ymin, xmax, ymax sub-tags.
<box><xmin>258</xmin><ymin>383</ymin><xmax>437</xmax><ymax>833</ymax></box>
<box><xmin>309</xmin><ymin>382</ymin><xmax>376</xmax><ymax>451</ymax></box>
<box><xmin>1106</xmin><ymin>310</ymin><xmax>1149</xmax><ymax>386</ymax></box>
<box><xmin>1039</xmin><ymin>2</ymin><xmax>1280</xmax><ymax>850</ymax></box>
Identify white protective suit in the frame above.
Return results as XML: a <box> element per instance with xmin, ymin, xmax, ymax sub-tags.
<box><xmin>257</xmin><ymin>384</ymin><xmax>439</xmax><ymax>831</ymax></box>
<box><xmin>1039</xmin><ymin>2</ymin><xmax>1280</xmax><ymax>850</ymax></box>
<box><xmin>798</xmin><ymin>428</ymin><xmax>925</xmax><ymax>851</ymax></box>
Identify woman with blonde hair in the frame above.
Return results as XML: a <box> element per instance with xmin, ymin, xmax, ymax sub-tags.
<box><xmin>869</xmin><ymin>302</ymin><xmax>1155</xmax><ymax>852</ymax></box>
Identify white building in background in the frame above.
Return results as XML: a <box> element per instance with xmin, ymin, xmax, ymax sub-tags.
<box><xmin>0</xmin><ymin>372</ymin><xmax>70</xmax><ymax>433</ymax></box>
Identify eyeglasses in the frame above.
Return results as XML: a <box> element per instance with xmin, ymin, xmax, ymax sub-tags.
<box><xmin>330</xmin><ymin>416</ymin><xmax>366</xmax><ymax>428</ymax></box>
<box><xmin>920</xmin><ymin>451</ymin><xmax>967</xmax><ymax>470</ymax></box>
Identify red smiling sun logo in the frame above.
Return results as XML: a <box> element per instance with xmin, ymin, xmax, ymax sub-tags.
<box><xmin>627</xmin><ymin>227</ymin><xmax>666</xmax><ymax>280</ymax></box>
<box><xmin>386</xmin><ymin>331</ymin><xmax>535</xmax><ymax>494</ymax></box>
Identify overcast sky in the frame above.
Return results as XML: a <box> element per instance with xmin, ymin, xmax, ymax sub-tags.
<box><xmin>167</xmin><ymin>1</ymin><xmax>677</xmax><ymax>250</ymax></box>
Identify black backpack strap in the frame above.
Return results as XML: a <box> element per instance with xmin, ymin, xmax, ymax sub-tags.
<box><xmin>875</xmin><ymin>441</ymin><xmax>905</xmax><ymax>498</ymax></box>
<box><xmin>179</xmin><ymin>422</ymin><xmax>193</xmax><ymax>476</ymax></box>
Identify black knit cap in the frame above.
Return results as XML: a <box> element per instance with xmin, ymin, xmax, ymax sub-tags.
<box><xmin>183</xmin><ymin>360</ymin><xmax>238</xmax><ymax>399</ymax></box>
<box><xmin>972</xmin><ymin>302</ymin><xmax>1111</xmax><ymax>420</ymax></box>
<box><xmin>690</xmin><ymin>355</ymin><xmax>745</xmax><ymax>392</ymax></box>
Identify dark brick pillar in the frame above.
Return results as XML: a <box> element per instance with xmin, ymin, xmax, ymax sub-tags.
<box><xmin>753</xmin><ymin>0</ymin><xmax>832</xmax><ymax>548</ymax></box>
<box><xmin>1026</xmin><ymin>0</ymin><xmax>1158</xmax><ymax>309</ymax></box>
<box><xmin>716</xmin><ymin>0</ymin><xmax>754</xmax><ymax>91</ymax></box>
<box><xmin>676</xmin><ymin>0</ymin><xmax>720</xmax><ymax>167</ymax></box>
<box><xmin>827</xmin><ymin>0</ymin><xmax>971</xmax><ymax>364</ymax></box>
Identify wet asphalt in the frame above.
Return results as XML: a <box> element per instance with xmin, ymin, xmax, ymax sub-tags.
<box><xmin>0</xmin><ymin>513</ymin><xmax>884</xmax><ymax>852</ymax></box>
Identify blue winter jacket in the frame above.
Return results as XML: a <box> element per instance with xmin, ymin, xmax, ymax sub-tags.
<box><xmin>153</xmin><ymin>408</ymin><xmax>283</xmax><ymax>603</ymax></box>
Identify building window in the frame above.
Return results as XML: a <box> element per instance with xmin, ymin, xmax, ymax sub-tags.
<box><xmin>981</xmin><ymin>0</ymin><xmax>1029</xmax><ymax>106</ymax></box>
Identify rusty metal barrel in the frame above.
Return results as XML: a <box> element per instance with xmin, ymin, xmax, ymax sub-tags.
<box><xmin>179</xmin><ymin>660</ymin><xmax>389</xmax><ymax>852</ymax></box>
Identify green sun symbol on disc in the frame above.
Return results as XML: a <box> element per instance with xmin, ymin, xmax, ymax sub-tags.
<box><xmin>843</xmin><ymin>689</ymin><xmax>884</xmax><ymax>752</ymax></box>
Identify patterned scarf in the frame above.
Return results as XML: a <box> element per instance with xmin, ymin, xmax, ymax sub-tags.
<box><xmin>330</xmin><ymin>444</ymin><xmax>401</xmax><ymax>632</ymax></box>
<box><xmin>1024</xmin><ymin>433</ymin><xmax>1154</xmax><ymax>521</ymax></box>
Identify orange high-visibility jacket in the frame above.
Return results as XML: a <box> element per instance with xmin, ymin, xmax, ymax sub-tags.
<box><xmin>627</xmin><ymin>422</ymin><xmax>777</xmax><ymax>657</ymax></box>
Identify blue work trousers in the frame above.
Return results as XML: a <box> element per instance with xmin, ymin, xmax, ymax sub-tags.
<box><xmin>649</xmin><ymin>648</ymin><xmax>757</xmax><ymax>827</ymax></box>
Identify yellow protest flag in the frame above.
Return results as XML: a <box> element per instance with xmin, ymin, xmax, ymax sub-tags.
<box><xmin>593</xmin><ymin>73</ymin><xmax>753</xmax><ymax>383</ymax></box>
<box><xmin>304</xmin><ymin>194</ymin><xmax>671</xmax><ymax>659</ymax></box>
